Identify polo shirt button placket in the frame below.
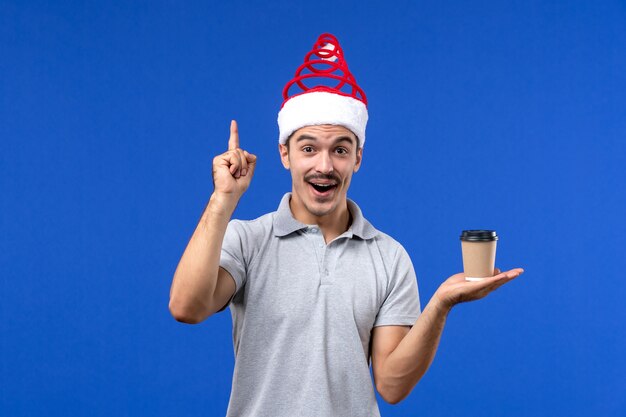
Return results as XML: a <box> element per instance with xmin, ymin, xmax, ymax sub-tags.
<box><xmin>320</xmin><ymin>242</ymin><xmax>332</xmax><ymax>286</ymax></box>
<box><xmin>306</xmin><ymin>226</ymin><xmax>324</xmax><ymax>285</ymax></box>
<box><xmin>309</xmin><ymin>226</ymin><xmax>332</xmax><ymax>286</ymax></box>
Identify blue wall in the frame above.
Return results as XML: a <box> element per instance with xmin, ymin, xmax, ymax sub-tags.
<box><xmin>2</xmin><ymin>1</ymin><xmax>625</xmax><ymax>416</ymax></box>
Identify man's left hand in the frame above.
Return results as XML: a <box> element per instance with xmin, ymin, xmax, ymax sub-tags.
<box><xmin>433</xmin><ymin>267</ymin><xmax>524</xmax><ymax>311</ymax></box>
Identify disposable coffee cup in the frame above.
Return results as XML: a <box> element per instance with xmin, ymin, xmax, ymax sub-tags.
<box><xmin>460</xmin><ymin>230</ymin><xmax>498</xmax><ymax>282</ymax></box>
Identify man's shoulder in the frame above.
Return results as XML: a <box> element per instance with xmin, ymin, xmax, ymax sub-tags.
<box><xmin>229</xmin><ymin>193</ymin><xmax>290</xmax><ymax>235</ymax></box>
<box><xmin>224</xmin><ymin>212</ymin><xmax>277</xmax><ymax>261</ymax></box>
<box><xmin>371</xmin><ymin>229</ymin><xmax>409</xmax><ymax>255</ymax></box>
<box><xmin>229</xmin><ymin>210</ymin><xmax>277</xmax><ymax>235</ymax></box>
<box><xmin>371</xmin><ymin>229</ymin><xmax>401</xmax><ymax>246</ymax></box>
<box><xmin>352</xmin><ymin>218</ymin><xmax>412</xmax><ymax>271</ymax></box>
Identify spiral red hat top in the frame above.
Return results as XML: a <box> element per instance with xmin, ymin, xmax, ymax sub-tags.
<box><xmin>281</xmin><ymin>33</ymin><xmax>367</xmax><ymax>108</ymax></box>
<box><xmin>277</xmin><ymin>33</ymin><xmax>369</xmax><ymax>146</ymax></box>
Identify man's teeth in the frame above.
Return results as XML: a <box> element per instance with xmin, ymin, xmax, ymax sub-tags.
<box><xmin>310</xmin><ymin>182</ymin><xmax>336</xmax><ymax>192</ymax></box>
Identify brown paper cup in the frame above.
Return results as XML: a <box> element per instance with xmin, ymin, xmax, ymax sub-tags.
<box><xmin>460</xmin><ymin>230</ymin><xmax>498</xmax><ymax>281</ymax></box>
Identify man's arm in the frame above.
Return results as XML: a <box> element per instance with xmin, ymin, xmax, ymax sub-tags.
<box><xmin>371</xmin><ymin>267</ymin><xmax>524</xmax><ymax>404</ymax></box>
<box><xmin>169</xmin><ymin>196</ymin><xmax>237</xmax><ymax>323</ymax></box>
<box><xmin>168</xmin><ymin>120</ymin><xmax>256</xmax><ymax>324</ymax></box>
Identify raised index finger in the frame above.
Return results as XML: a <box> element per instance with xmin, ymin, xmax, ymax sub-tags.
<box><xmin>228</xmin><ymin>120</ymin><xmax>240</xmax><ymax>150</ymax></box>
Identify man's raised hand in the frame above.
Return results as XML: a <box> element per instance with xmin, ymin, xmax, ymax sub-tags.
<box><xmin>212</xmin><ymin>120</ymin><xmax>257</xmax><ymax>201</ymax></box>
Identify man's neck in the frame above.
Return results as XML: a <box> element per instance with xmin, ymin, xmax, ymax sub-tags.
<box><xmin>288</xmin><ymin>197</ymin><xmax>352</xmax><ymax>244</ymax></box>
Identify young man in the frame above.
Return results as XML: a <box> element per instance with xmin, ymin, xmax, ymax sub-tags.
<box><xmin>169</xmin><ymin>34</ymin><xmax>523</xmax><ymax>417</ymax></box>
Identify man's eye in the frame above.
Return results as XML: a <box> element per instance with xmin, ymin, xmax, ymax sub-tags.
<box><xmin>336</xmin><ymin>147</ymin><xmax>348</xmax><ymax>155</ymax></box>
<box><xmin>302</xmin><ymin>146</ymin><xmax>314</xmax><ymax>152</ymax></box>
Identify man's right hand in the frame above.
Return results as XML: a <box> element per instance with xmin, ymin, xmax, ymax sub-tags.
<box><xmin>212</xmin><ymin>120</ymin><xmax>257</xmax><ymax>204</ymax></box>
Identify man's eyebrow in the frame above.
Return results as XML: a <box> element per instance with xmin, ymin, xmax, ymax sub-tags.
<box><xmin>295</xmin><ymin>134</ymin><xmax>318</xmax><ymax>142</ymax></box>
<box><xmin>334</xmin><ymin>136</ymin><xmax>356</xmax><ymax>146</ymax></box>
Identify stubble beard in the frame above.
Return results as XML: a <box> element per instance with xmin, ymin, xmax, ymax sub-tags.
<box><xmin>306</xmin><ymin>198</ymin><xmax>338</xmax><ymax>217</ymax></box>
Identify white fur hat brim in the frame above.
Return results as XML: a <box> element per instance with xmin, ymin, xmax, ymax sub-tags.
<box><xmin>277</xmin><ymin>91</ymin><xmax>368</xmax><ymax>147</ymax></box>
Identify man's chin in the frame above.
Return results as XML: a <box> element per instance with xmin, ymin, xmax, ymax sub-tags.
<box><xmin>305</xmin><ymin>200</ymin><xmax>337</xmax><ymax>218</ymax></box>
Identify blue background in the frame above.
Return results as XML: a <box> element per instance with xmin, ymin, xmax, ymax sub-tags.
<box><xmin>2</xmin><ymin>1</ymin><xmax>625</xmax><ymax>416</ymax></box>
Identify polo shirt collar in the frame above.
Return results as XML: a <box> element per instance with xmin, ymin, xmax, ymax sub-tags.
<box><xmin>273</xmin><ymin>193</ymin><xmax>378</xmax><ymax>240</ymax></box>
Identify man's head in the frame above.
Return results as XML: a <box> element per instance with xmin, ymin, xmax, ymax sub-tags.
<box><xmin>279</xmin><ymin>124</ymin><xmax>362</xmax><ymax>222</ymax></box>
<box><xmin>276</xmin><ymin>34</ymin><xmax>367</xmax><ymax>223</ymax></box>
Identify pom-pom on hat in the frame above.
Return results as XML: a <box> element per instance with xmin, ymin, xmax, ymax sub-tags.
<box><xmin>278</xmin><ymin>33</ymin><xmax>368</xmax><ymax>147</ymax></box>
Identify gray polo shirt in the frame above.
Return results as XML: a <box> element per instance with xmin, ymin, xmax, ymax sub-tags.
<box><xmin>220</xmin><ymin>193</ymin><xmax>421</xmax><ymax>417</ymax></box>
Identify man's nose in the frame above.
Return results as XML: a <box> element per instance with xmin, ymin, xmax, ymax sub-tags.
<box><xmin>315</xmin><ymin>152</ymin><xmax>334</xmax><ymax>174</ymax></box>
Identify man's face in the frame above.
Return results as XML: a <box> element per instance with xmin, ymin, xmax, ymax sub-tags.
<box><xmin>279</xmin><ymin>124</ymin><xmax>363</xmax><ymax>222</ymax></box>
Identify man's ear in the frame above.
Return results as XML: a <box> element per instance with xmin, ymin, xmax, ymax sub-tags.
<box><xmin>279</xmin><ymin>143</ymin><xmax>290</xmax><ymax>169</ymax></box>
<box><xmin>353</xmin><ymin>147</ymin><xmax>363</xmax><ymax>173</ymax></box>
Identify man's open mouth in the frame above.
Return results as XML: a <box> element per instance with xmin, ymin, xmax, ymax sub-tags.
<box><xmin>309</xmin><ymin>182</ymin><xmax>338</xmax><ymax>194</ymax></box>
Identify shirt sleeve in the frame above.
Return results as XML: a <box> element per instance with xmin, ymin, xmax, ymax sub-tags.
<box><xmin>373</xmin><ymin>245</ymin><xmax>421</xmax><ymax>327</ymax></box>
<box><xmin>219</xmin><ymin>220</ymin><xmax>248</xmax><ymax>301</ymax></box>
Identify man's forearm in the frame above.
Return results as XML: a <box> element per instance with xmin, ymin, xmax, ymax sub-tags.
<box><xmin>379</xmin><ymin>297</ymin><xmax>451</xmax><ymax>402</ymax></box>
<box><xmin>169</xmin><ymin>193</ymin><xmax>237</xmax><ymax>322</ymax></box>
<box><xmin>378</xmin><ymin>268</ymin><xmax>524</xmax><ymax>403</ymax></box>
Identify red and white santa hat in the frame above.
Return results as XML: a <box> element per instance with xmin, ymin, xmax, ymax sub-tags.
<box><xmin>278</xmin><ymin>33</ymin><xmax>368</xmax><ymax>147</ymax></box>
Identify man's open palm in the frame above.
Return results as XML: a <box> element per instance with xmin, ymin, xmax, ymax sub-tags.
<box><xmin>434</xmin><ymin>268</ymin><xmax>524</xmax><ymax>309</ymax></box>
